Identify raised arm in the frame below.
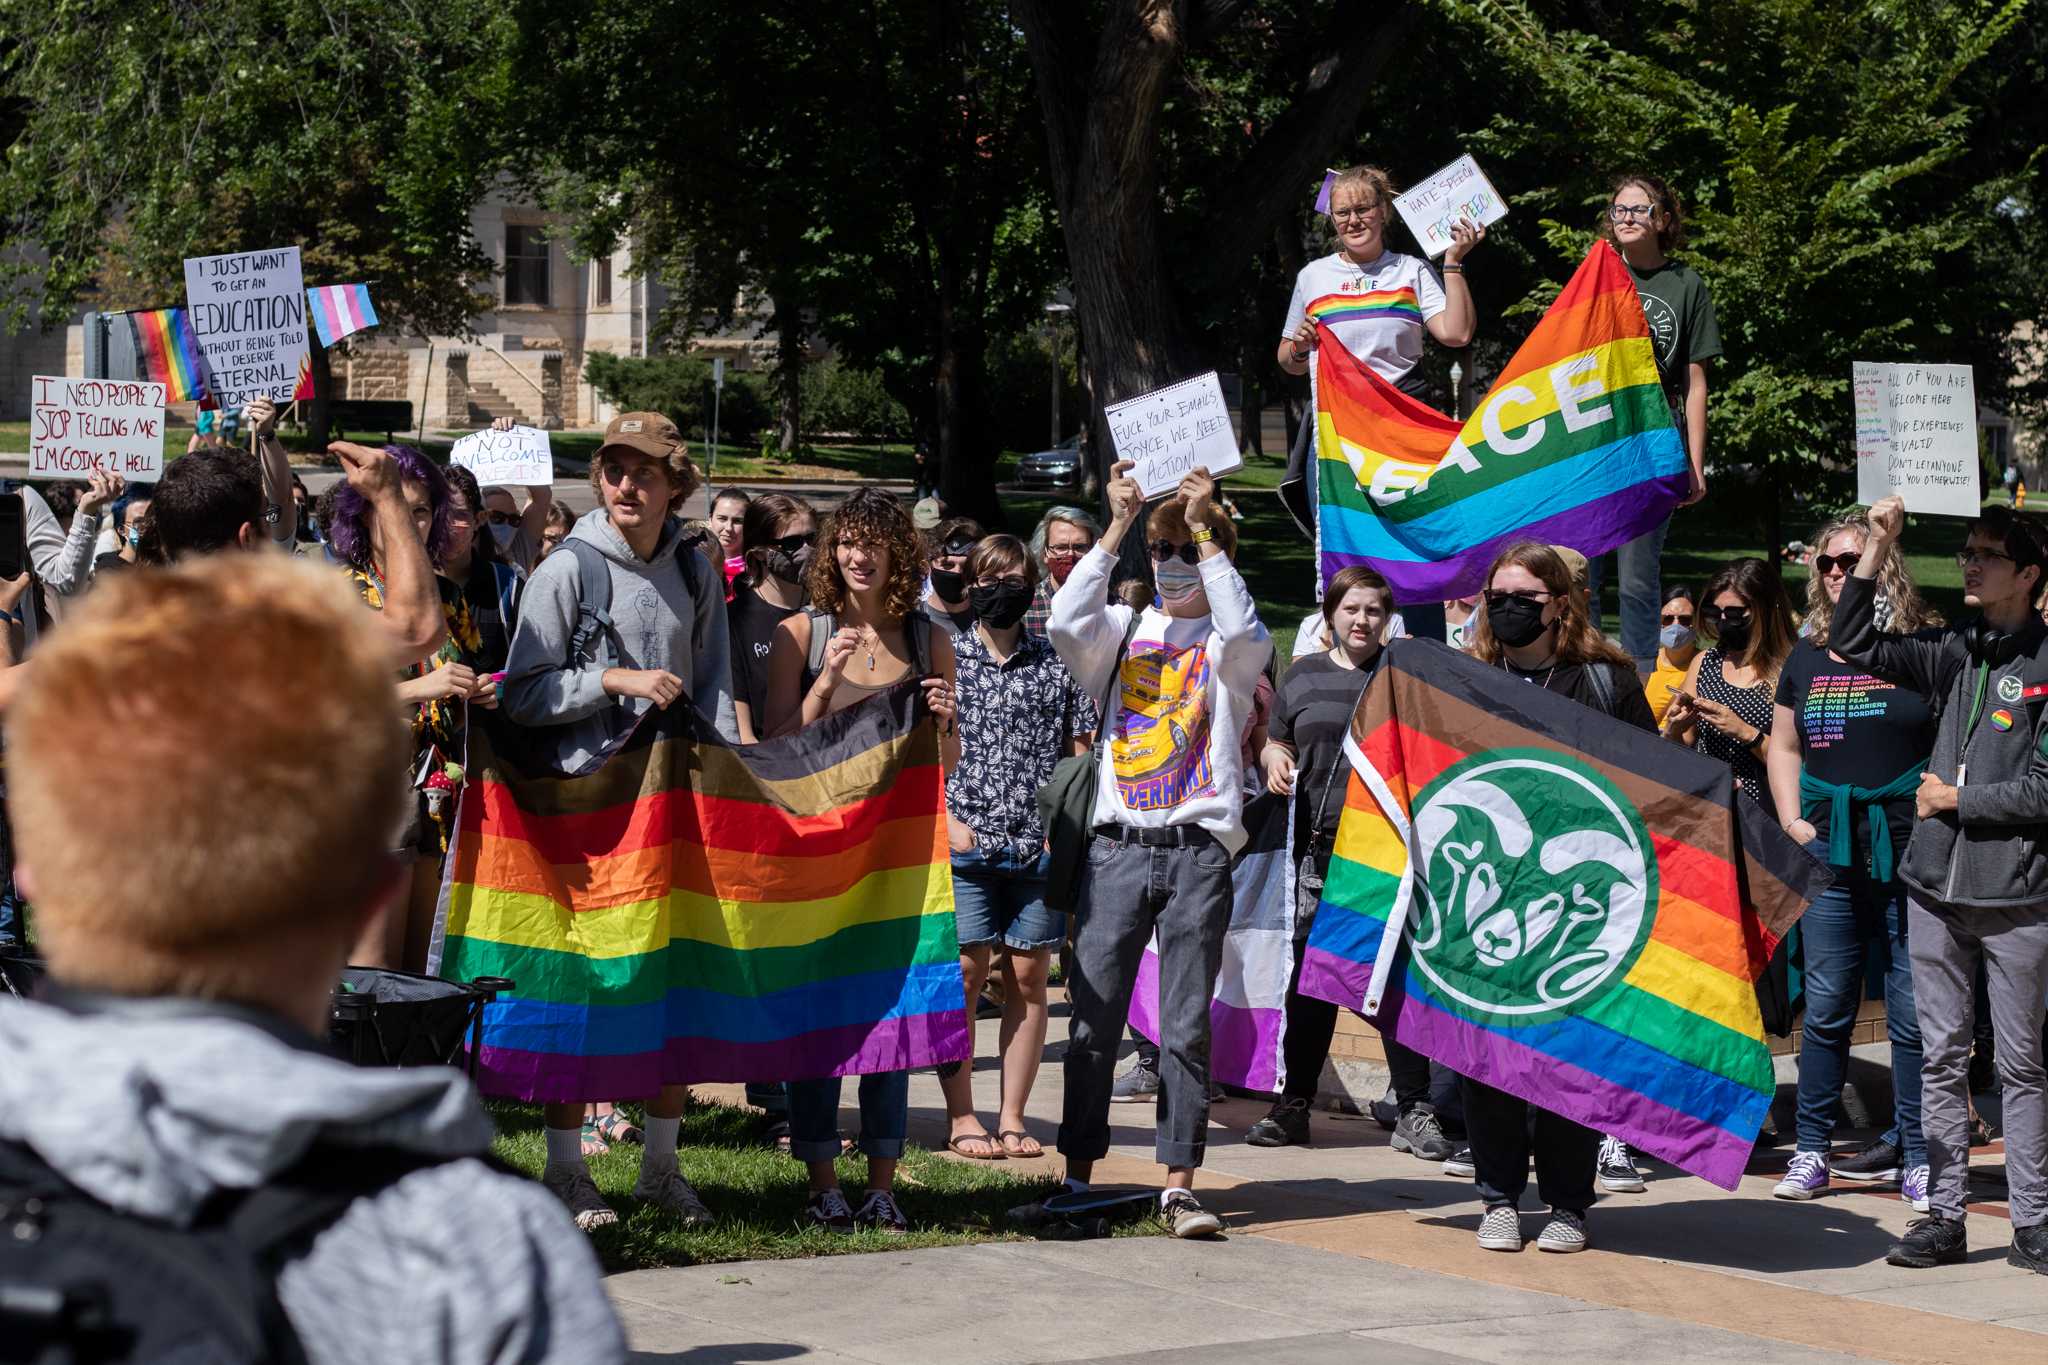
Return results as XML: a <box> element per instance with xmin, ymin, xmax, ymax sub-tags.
<box><xmin>1832</xmin><ymin>495</ymin><xmax>1958</xmax><ymax>698</ymax></box>
<box><xmin>332</xmin><ymin>442</ymin><xmax>445</xmax><ymax>662</ymax></box>
<box><xmin>1048</xmin><ymin>459</ymin><xmax>1140</xmax><ymax>700</ymax></box>
<box><xmin>245</xmin><ymin>398</ymin><xmax>296</xmax><ymax>545</ymax></box>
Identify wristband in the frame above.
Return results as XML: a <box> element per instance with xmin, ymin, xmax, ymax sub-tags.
<box><xmin>1290</xmin><ymin>346</ymin><xmax>1309</xmax><ymax>362</ymax></box>
<box><xmin>1441</xmin><ymin>263</ymin><xmax>1465</xmax><ymax>274</ymax></box>
<box><xmin>1189</xmin><ymin>527</ymin><xmax>1215</xmax><ymax>546</ymax></box>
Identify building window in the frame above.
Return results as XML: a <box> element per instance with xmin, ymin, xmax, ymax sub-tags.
<box><xmin>504</xmin><ymin>225</ymin><xmax>550</xmax><ymax>306</ymax></box>
<box><xmin>595</xmin><ymin>257</ymin><xmax>613</xmax><ymax>307</ymax></box>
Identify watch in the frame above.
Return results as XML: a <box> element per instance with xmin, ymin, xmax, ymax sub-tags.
<box><xmin>1189</xmin><ymin>527</ymin><xmax>1215</xmax><ymax>546</ymax></box>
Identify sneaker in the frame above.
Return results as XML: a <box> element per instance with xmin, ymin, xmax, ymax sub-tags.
<box><xmin>1476</xmin><ymin>1205</ymin><xmax>1523</xmax><ymax>1252</ymax></box>
<box><xmin>633</xmin><ymin>1164</ymin><xmax>713</xmax><ymax>1227</ymax></box>
<box><xmin>806</xmin><ymin>1187</ymin><xmax>855</xmax><ymax>1232</ymax></box>
<box><xmin>1391</xmin><ymin>1109</ymin><xmax>1454</xmax><ymax>1162</ymax></box>
<box><xmin>1886</xmin><ymin>1214</ymin><xmax>1966</xmax><ymax>1268</ymax></box>
<box><xmin>1597</xmin><ymin>1136</ymin><xmax>1647</xmax><ymax>1193</ymax></box>
<box><xmin>1245</xmin><ymin>1097</ymin><xmax>1311</xmax><ymax>1147</ymax></box>
<box><xmin>1442</xmin><ymin>1145</ymin><xmax>1476</xmax><ymax>1179</ymax></box>
<box><xmin>1902</xmin><ymin>1164</ymin><xmax>1930</xmax><ymax>1212</ymax></box>
<box><xmin>1832</xmin><ymin>1137</ymin><xmax>1902</xmax><ymax>1183</ymax></box>
<box><xmin>1369</xmin><ymin>1086</ymin><xmax>1399</xmax><ymax>1131</ymax></box>
<box><xmin>2010</xmin><ymin>1223</ymin><xmax>2048</xmax><ymax>1275</ymax></box>
<box><xmin>853</xmin><ymin>1188</ymin><xmax>907</xmax><ymax>1234</ymax></box>
<box><xmin>1773</xmin><ymin>1150</ymin><xmax>1831</xmax><ymax>1200</ymax></box>
<box><xmin>1536</xmin><ymin>1207</ymin><xmax>1588</xmax><ymax>1253</ymax></box>
<box><xmin>542</xmin><ymin>1164</ymin><xmax>619</xmax><ymax>1231</ymax></box>
<box><xmin>1162</xmin><ymin>1189</ymin><xmax>1224</xmax><ymax>1239</ymax></box>
<box><xmin>1111</xmin><ymin>1060</ymin><xmax>1161</xmax><ymax>1103</ymax></box>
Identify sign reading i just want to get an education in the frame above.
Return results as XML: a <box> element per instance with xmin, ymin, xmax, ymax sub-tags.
<box><xmin>182</xmin><ymin>246</ymin><xmax>310</xmax><ymax>407</ymax></box>
<box><xmin>27</xmin><ymin>375</ymin><xmax>166</xmax><ymax>481</ymax></box>
<box><xmin>1854</xmin><ymin>362</ymin><xmax>1980</xmax><ymax>518</ymax></box>
<box><xmin>1106</xmin><ymin>371</ymin><xmax>1242</xmax><ymax>499</ymax></box>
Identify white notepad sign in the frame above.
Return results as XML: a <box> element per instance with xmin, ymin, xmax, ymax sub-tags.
<box><xmin>1105</xmin><ymin>371</ymin><xmax>1242</xmax><ymax>499</ymax></box>
<box><xmin>1853</xmin><ymin>362</ymin><xmax>1980</xmax><ymax>518</ymax></box>
<box><xmin>1394</xmin><ymin>155</ymin><xmax>1509</xmax><ymax>259</ymax></box>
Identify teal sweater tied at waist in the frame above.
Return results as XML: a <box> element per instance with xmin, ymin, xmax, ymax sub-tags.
<box><xmin>1799</xmin><ymin>762</ymin><xmax>1926</xmax><ymax>884</ymax></box>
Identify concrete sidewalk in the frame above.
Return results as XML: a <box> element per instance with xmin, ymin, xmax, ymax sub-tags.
<box><xmin>616</xmin><ymin>997</ymin><xmax>2045</xmax><ymax>1363</ymax></box>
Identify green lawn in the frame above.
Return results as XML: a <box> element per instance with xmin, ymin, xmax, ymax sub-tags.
<box><xmin>487</xmin><ymin>1099</ymin><xmax>1141</xmax><ymax>1271</ymax></box>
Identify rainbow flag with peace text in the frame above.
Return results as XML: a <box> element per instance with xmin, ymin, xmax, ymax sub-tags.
<box><xmin>1299</xmin><ymin>640</ymin><xmax>1826</xmax><ymax>1189</ymax></box>
<box><xmin>433</xmin><ymin>684</ymin><xmax>970</xmax><ymax>1102</ymax></box>
<box><xmin>1313</xmin><ymin>241</ymin><xmax>1687</xmax><ymax>601</ymax></box>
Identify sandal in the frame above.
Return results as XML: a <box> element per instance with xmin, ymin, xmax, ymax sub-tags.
<box><xmin>947</xmin><ymin>1130</ymin><xmax>1007</xmax><ymax>1160</ymax></box>
<box><xmin>591</xmin><ymin>1110</ymin><xmax>643</xmax><ymax>1146</ymax></box>
<box><xmin>579</xmin><ymin>1121</ymin><xmax>610</xmax><ymax>1159</ymax></box>
<box><xmin>998</xmin><ymin>1129</ymin><xmax>1044</xmax><ymax>1159</ymax></box>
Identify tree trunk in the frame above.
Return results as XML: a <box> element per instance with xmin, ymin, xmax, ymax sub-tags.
<box><xmin>771</xmin><ymin>287</ymin><xmax>802</xmax><ymax>458</ymax></box>
<box><xmin>932</xmin><ymin>273</ymin><xmax>1002</xmax><ymax>528</ymax></box>
<box><xmin>306</xmin><ymin>341</ymin><xmax>334</xmax><ymax>450</ymax></box>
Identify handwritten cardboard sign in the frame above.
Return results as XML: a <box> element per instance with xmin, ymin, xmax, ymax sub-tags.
<box><xmin>451</xmin><ymin>425</ymin><xmax>553</xmax><ymax>487</ymax></box>
<box><xmin>1854</xmin><ymin>362</ymin><xmax>1980</xmax><ymax>517</ymax></box>
<box><xmin>182</xmin><ymin>246</ymin><xmax>310</xmax><ymax>407</ymax></box>
<box><xmin>1393</xmin><ymin>155</ymin><xmax>1509</xmax><ymax>259</ymax></box>
<box><xmin>1106</xmin><ymin>372</ymin><xmax>1242</xmax><ymax>498</ymax></box>
<box><xmin>27</xmin><ymin>375</ymin><xmax>166</xmax><ymax>481</ymax></box>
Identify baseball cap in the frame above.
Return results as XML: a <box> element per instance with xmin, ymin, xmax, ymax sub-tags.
<box><xmin>911</xmin><ymin>496</ymin><xmax>944</xmax><ymax>530</ymax></box>
<box><xmin>596</xmin><ymin>411</ymin><xmax>685</xmax><ymax>462</ymax></box>
<box><xmin>1550</xmin><ymin>544</ymin><xmax>1589</xmax><ymax>594</ymax></box>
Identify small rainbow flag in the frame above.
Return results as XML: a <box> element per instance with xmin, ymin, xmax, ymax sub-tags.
<box><xmin>1299</xmin><ymin>641</ymin><xmax>1827</xmax><ymax>1189</ymax></box>
<box><xmin>434</xmin><ymin>683</ymin><xmax>969</xmax><ymax>1102</ymax></box>
<box><xmin>1306</xmin><ymin>289</ymin><xmax>1425</xmax><ymax>327</ymax></box>
<box><xmin>307</xmin><ymin>282</ymin><xmax>378</xmax><ymax>348</ymax></box>
<box><xmin>125</xmin><ymin>307</ymin><xmax>206</xmax><ymax>404</ymax></box>
<box><xmin>1314</xmin><ymin>240</ymin><xmax>1687</xmax><ymax>600</ymax></box>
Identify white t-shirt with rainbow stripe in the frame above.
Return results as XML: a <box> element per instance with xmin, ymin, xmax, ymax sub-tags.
<box><xmin>1281</xmin><ymin>250</ymin><xmax>1446</xmax><ymax>386</ymax></box>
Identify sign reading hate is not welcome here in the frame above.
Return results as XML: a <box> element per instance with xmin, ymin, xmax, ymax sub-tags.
<box><xmin>1106</xmin><ymin>372</ymin><xmax>1242</xmax><ymax>499</ymax></box>
<box><xmin>28</xmin><ymin>375</ymin><xmax>166</xmax><ymax>481</ymax></box>
<box><xmin>182</xmin><ymin>247</ymin><xmax>310</xmax><ymax>407</ymax></box>
<box><xmin>1853</xmin><ymin>362</ymin><xmax>1980</xmax><ymax>518</ymax></box>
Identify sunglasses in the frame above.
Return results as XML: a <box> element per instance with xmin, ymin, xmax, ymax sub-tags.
<box><xmin>1702</xmin><ymin>605</ymin><xmax>1752</xmax><ymax>624</ymax></box>
<box><xmin>770</xmin><ymin>531</ymin><xmax>817</xmax><ymax>554</ymax></box>
<box><xmin>1149</xmin><ymin>540</ymin><xmax>1199</xmax><ymax>565</ymax></box>
<box><xmin>1660</xmin><ymin>611</ymin><xmax>1694</xmax><ymax>626</ymax></box>
<box><xmin>1812</xmin><ymin>552</ymin><xmax>1857</xmax><ymax>576</ymax></box>
<box><xmin>1482</xmin><ymin>589</ymin><xmax>1552</xmax><ymax>606</ymax></box>
<box><xmin>485</xmin><ymin>510</ymin><xmax>520</xmax><ymax>527</ymax></box>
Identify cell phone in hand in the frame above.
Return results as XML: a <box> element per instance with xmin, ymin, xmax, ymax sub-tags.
<box><xmin>0</xmin><ymin>492</ymin><xmax>26</xmax><ymax>581</ymax></box>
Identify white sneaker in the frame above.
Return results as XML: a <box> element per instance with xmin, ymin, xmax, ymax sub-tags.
<box><xmin>543</xmin><ymin>1163</ymin><xmax>618</xmax><ymax>1231</ymax></box>
<box><xmin>1476</xmin><ymin>1205</ymin><xmax>1523</xmax><ymax>1252</ymax></box>
<box><xmin>1536</xmin><ymin>1208</ymin><xmax>1588</xmax><ymax>1253</ymax></box>
<box><xmin>633</xmin><ymin>1163</ymin><xmax>713</xmax><ymax>1226</ymax></box>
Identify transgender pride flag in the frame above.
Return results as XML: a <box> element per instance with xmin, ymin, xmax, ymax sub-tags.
<box><xmin>307</xmin><ymin>283</ymin><xmax>379</xmax><ymax>347</ymax></box>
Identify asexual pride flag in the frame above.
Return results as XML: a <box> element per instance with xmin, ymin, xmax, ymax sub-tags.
<box><xmin>1313</xmin><ymin>241</ymin><xmax>1687</xmax><ymax>601</ymax></box>
<box><xmin>1300</xmin><ymin>641</ymin><xmax>1827</xmax><ymax>1189</ymax></box>
<box><xmin>435</xmin><ymin>684</ymin><xmax>969</xmax><ymax>1102</ymax></box>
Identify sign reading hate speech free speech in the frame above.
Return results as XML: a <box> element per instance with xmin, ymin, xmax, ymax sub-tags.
<box><xmin>182</xmin><ymin>246</ymin><xmax>310</xmax><ymax>407</ymax></box>
<box><xmin>1853</xmin><ymin>361</ymin><xmax>1980</xmax><ymax>518</ymax></box>
<box><xmin>27</xmin><ymin>375</ymin><xmax>166</xmax><ymax>481</ymax></box>
<box><xmin>451</xmin><ymin>425</ymin><xmax>554</xmax><ymax>487</ymax></box>
<box><xmin>1105</xmin><ymin>371</ymin><xmax>1242</xmax><ymax>499</ymax></box>
<box><xmin>1393</xmin><ymin>155</ymin><xmax>1509</xmax><ymax>260</ymax></box>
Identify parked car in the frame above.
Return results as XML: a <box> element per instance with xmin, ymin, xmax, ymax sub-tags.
<box><xmin>1016</xmin><ymin>434</ymin><xmax>1083</xmax><ymax>493</ymax></box>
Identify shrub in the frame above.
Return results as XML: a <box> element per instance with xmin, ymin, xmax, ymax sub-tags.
<box><xmin>802</xmin><ymin>360</ymin><xmax>911</xmax><ymax>442</ymax></box>
<box><xmin>582</xmin><ymin>352</ymin><xmax>771</xmax><ymax>448</ymax></box>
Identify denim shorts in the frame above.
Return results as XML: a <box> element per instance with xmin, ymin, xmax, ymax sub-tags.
<box><xmin>951</xmin><ymin>843</ymin><xmax>1064</xmax><ymax>950</ymax></box>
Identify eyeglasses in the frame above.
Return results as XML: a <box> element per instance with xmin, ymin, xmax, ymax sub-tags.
<box><xmin>1660</xmin><ymin>611</ymin><xmax>1694</xmax><ymax>626</ymax></box>
<box><xmin>1957</xmin><ymin>548</ymin><xmax>2014</xmax><ymax>568</ymax></box>
<box><xmin>1043</xmin><ymin>545</ymin><xmax>1087</xmax><ymax>560</ymax></box>
<box><xmin>1702</xmin><ymin>605</ymin><xmax>1752</xmax><ymax>624</ymax></box>
<box><xmin>1812</xmin><ymin>553</ymin><xmax>1857</xmax><ymax>576</ymax></box>
<box><xmin>1482</xmin><ymin>589</ymin><xmax>1553</xmax><ymax>606</ymax></box>
<box><xmin>1608</xmin><ymin>204</ymin><xmax>1656</xmax><ymax>223</ymax></box>
<box><xmin>485</xmin><ymin>511</ymin><xmax>520</xmax><ymax>527</ymax></box>
<box><xmin>770</xmin><ymin>531</ymin><xmax>817</xmax><ymax>554</ymax></box>
<box><xmin>1330</xmin><ymin>204</ymin><xmax>1381</xmax><ymax>222</ymax></box>
<box><xmin>1149</xmin><ymin>540</ymin><xmax>1199</xmax><ymax>565</ymax></box>
<box><xmin>974</xmin><ymin>576</ymin><xmax>1029</xmax><ymax>591</ymax></box>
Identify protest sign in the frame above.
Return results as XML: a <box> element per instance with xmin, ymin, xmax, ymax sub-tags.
<box><xmin>1393</xmin><ymin>155</ymin><xmax>1509</xmax><ymax>259</ymax></box>
<box><xmin>451</xmin><ymin>425</ymin><xmax>554</xmax><ymax>487</ymax></box>
<box><xmin>1106</xmin><ymin>372</ymin><xmax>1242</xmax><ymax>499</ymax></box>
<box><xmin>27</xmin><ymin>375</ymin><xmax>166</xmax><ymax>481</ymax></box>
<box><xmin>1854</xmin><ymin>362</ymin><xmax>1980</xmax><ymax>517</ymax></box>
<box><xmin>182</xmin><ymin>247</ymin><xmax>310</xmax><ymax>407</ymax></box>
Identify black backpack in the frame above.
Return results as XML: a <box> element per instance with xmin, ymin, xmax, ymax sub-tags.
<box><xmin>0</xmin><ymin>1138</ymin><xmax>463</xmax><ymax>1364</ymax></box>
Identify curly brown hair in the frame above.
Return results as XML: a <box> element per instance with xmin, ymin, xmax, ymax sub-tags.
<box><xmin>1597</xmin><ymin>171</ymin><xmax>1687</xmax><ymax>254</ymax></box>
<box><xmin>807</xmin><ymin>487</ymin><xmax>927</xmax><ymax>620</ymax></box>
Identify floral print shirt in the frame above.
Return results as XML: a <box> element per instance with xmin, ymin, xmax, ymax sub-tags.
<box><xmin>947</xmin><ymin>626</ymin><xmax>1099</xmax><ymax>861</ymax></box>
<box><xmin>345</xmin><ymin>566</ymin><xmax>482</xmax><ymax>764</ymax></box>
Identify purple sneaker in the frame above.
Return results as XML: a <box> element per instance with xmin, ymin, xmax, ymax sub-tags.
<box><xmin>1773</xmin><ymin>1150</ymin><xmax>1830</xmax><ymax>1200</ymax></box>
<box><xmin>1902</xmin><ymin>1164</ymin><xmax>1930</xmax><ymax>1212</ymax></box>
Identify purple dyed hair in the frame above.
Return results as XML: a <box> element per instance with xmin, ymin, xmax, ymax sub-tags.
<box><xmin>327</xmin><ymin>445</ymin><xmax>455</xmax><ymax>570</ymax></box>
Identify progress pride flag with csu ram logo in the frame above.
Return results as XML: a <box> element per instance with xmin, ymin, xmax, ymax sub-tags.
<box><xmin>1299</xmin><ymin>641</ymin><xmax>1829</xmax><ymax>1189</ymax></box>
<box><xmin>1313</xmin><ymin>240</ymin><xmax>1688</xmax><ymax>601</ymax></box>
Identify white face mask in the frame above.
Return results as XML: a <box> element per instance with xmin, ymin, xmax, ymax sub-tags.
<box><xmin>1154</xmin><ymin>557</ymin><xmax>1205</xmax><ymax>606</ymax></box>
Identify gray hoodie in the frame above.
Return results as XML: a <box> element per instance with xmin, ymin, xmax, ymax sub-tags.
<box><xmin>503</xmin><ymin>508</ymin><xmax>739</xmax><ymax>769</ymax></box>
<box><xmin>0</xmin><ymin>993</ymin><xmax>623</xmax><ymax>1364</ymax></box>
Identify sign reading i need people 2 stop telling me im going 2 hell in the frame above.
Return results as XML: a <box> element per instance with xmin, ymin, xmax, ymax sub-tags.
<box><xmin>28</xmin><ymin>375</ymin><xmax>166</xmax><ymax>481</ymax></box>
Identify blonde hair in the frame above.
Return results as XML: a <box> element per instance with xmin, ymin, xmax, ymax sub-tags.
<box><xmin>1329</xmin><ymin>165</ymin><xmax>1398</xmax><ymax>217</ymax></box>
<box><xmin>1804</xmin><ymin>514</ymin><xmax>1938</xmax><ymax>647</ymax></box>
<box><xmin>10</xmin><ymin>555</ymin><xmax>408</xmax><ymax>999</ymax></box>
<box><xmin>1469</xmin><ymin>540</ymin><xmax>1636</xmax><ymax>670</ymax></box>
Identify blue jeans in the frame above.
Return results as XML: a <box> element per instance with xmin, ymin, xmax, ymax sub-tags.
<box><xmin>1793</xmin><ymin>866</ymin><xmax>1925</xmax><ymax>1165</ymax></box>
<box><xmin>952</xmin><ymin>844</ymin><xmax>1063</xmax><ymax>950</ymax></box>
<box><xmin>1585</xmin><ymin>518</ymin><xmax>1668</xmax><ymax>670</ymax></box>
<box><xmin>786</xmin><ymin>1072</ymin><xmax>909</xmax><ymax>1163</ymax></box>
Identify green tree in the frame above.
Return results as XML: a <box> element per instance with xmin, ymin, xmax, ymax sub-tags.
<box><xmin>0</xmin><ymin>0</ymin><xmax>509</xmax><ymax>445</ymax></box>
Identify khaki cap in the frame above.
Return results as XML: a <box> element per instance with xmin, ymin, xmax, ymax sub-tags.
<box><xmin>596</xmin><ymin>411</ymin><xmax>684</xmax><ymax>461</ymax></box>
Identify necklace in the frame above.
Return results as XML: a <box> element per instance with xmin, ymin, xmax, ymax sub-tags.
<box><xmin>1501</xmin><ymin>656</ymin><xmax>1558</xmax><ymax>691</ymax></box>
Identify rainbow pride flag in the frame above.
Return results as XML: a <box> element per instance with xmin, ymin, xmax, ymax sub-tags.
<box><xmin>1299</xmin><ymin>641</ymin><xmax>1826</xmax><ymax>1189</ymax></box>
<box><xmin>125</xmin><ymin>307</ymin><xmax>206</xmax><ymax>404</ymax></box>
<box><xmin>433</xmin><ymin>684</ymin><xmax>969</xmax><ymax>1102</ymax></box>
<box><xmin>1314</xmin><ymin>241</ymin><xmax>1687</xmax><ymax>601</ymax></box>
<box><xmin>308</xmin><ymin>282</ymin><xmax>378</xmax><ymax>348</ymax></box>
<box><xmin>1305</xmin><ymin>288</ymin><xmax>1425</xmax><ymax>328</ymax></box>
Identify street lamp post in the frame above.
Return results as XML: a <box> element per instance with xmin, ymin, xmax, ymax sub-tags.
<box><xmin>1045</xmin><ymin>301</ymin><xmax>1071</xmax><ymax>447</ymax></box>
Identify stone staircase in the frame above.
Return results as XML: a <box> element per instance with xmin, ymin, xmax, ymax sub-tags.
<box><xmin>464</xmin><ymin>379</ymin><xmax>526</xmax><ymax>426</ymax></box>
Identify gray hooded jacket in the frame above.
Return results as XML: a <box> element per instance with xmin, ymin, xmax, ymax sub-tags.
<box><xmin>0</xmin><ymin>993</ymin><xmax>623</xmax><ymax>1364</ymax></box>
<box><xmin>503</xmin><ymin>508</ymin><xmax>739</xmax><ymax>769</ymax></box>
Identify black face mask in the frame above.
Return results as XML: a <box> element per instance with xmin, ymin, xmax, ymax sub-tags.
<box><xmin>1715</xmin><ymin>618</ymin><xmax>1753</xmax><ymax>655</ymax></box>
<box><xmin>1487</xmin><ymin>594</ymin><xmax>1550</xmax><ymax>649</ymax></box>
<box><xmin>930</xmin><ymin>568</ymin><xmax>967</xmax><ymax>602</ymax></box>
<box><xmin>970</xmin><ymin>581</ymin><xmax>1033</xmax><ymax>630</ymax></box>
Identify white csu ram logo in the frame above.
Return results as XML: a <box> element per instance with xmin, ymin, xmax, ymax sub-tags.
<box><xmin>1404</xmin><ymin>749</ymin><xmax>1656</xmax><ymax>1024</ymax></box>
